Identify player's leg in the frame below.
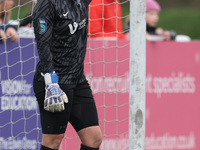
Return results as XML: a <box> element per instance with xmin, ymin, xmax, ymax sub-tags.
<box><xmin>38</xmin><ymin>108</ymin><xmax>70</xmax><ymax>149</ymax></box>
<box><xmin>69</xmin><ymin>81</ymin><xmax>102</xmax><ymax>149</ymax></box>
<box><xmin>70</xmin><ymin>103</ymin><xmax>102</xmax><ymax>149</ymax></box>
<box><xmin>78</xmin><ymin>126</ymin><xmax>102</xmax><ymax>149</ymax></box>
<box><xmin>40</xmin><ymin>134</ymin><xmax>65</xmax><ymax>150</ymax></box>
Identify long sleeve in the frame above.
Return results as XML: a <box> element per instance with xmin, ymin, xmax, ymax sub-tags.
<box><xmin>32</xmin><ymin>0</ymin><xmax>56</xmax><ymax>74</ymax></box>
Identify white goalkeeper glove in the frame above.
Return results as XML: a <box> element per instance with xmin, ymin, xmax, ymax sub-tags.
<box><xmin>42</xmin><ymin>71</ymin><xmax>68</xmax><ymax>112</ymax></box>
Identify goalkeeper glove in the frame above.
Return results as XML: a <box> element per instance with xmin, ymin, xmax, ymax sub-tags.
<box><xmin>42</xmin><ymin>71</ymin><xmax>68</xmax><ymax>112</ymax></box>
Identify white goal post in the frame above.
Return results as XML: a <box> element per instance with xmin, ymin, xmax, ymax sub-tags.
<box><xmin>129</xmin><ymin>0</ymin><xmax>146</xmax><ymax>149</ymax></box>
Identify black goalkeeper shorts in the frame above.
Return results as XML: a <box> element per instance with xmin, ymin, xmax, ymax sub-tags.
<box><xmin>33</xmin><ymin>80</ymin><xmax>99</xmax><ymax>134</ymax></box>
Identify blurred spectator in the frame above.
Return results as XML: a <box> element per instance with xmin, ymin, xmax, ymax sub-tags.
<box><xmin>146</xmin><ymin>0</ymin><xmax>176</xmax><ymax>41</ymax></box>
<box><xmin>19</xmin><ymin>0</ymin><xmax>37</xmax><ymax>27</ymax></box>
<box><xmin>0</xmin><ymin>0</ymin><xmax>19</xmax><ymax>43</ymax></box>
<box><xmin>89</xmin><ymin>0</ymin><xmax>125</xmax><ymax>40</ymax></box>
<box><xmin>20</xmin><ymin>15</ymin><xmax>32</xmax><ymax>27</ymax></box>
<box><xmin>18</xmin><ymin>14</ymin><xmax>35</xmax><ymax>38</ymax></box>
<box><xmin>125</xmin><ymin>0</ymin><xmax>176</xmax><ymax>41</ymax></box>
<box><xmin>124</xmin><ymin>17</ymin><xmax>130</xmax><ymax>40</ymax></box>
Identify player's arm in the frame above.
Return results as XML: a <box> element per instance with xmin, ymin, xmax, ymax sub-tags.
<box><xmin>32</xmin><ymin>0</ymin><xmax>68</xmax><ymax>112</ymax></box>
<box><xmin>32</xmin><ymin>0</ymin><xmax>55</xmax><ymax>74</ymax></box>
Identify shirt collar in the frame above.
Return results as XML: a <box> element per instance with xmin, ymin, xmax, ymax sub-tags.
<box><xmin>74</xmin><ymin>0</ymin><xmax>81</xmax><ymax>6</ymax></box>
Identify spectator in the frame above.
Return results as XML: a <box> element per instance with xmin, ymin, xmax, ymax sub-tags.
<box><xmin>89</xmin><ymin>0</ymin><xmax>125</xmax><ymax>40</ymax></box>
<box><xmin>19</xmin><ymin>0</ymin><xmax>37</xmax><ymax>27</ymax></box>
<box><xmin>125</xmin><ymin>0</ymin><xmax>176</xmax><ymax>41</ymax></box>
<box><xmin>20</xmin><ymin>15</ymin><xmax>32</xmax><ymax>27</ymax></box>
<box><xmin>146</xmin><ymin>0</ymin><xmax>176</xmax><ymax>41</ymax></box>
<box><xmin>18</xmin><ymin>14</ymin><xmax>35</xmax><ymax>38</ymax></box>
<box><xmin>124</xmin><ymin>16</ymin><xmax>130</xmax><ymax>40</ymax></box>
<box><xmin>0</xmin><ymin>0</ymin><xmax>19</xmax><ymax>43</ymax></box>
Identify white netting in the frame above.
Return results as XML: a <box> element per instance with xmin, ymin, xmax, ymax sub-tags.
<box><xmin>0</xmin><ymin>0</ymin><xmax>130</xmax><ymax>149</ymax></box>
<box><xmin>0</xmin><ymin>0</ymin><xmax>40</xmax><ymax>149</ymax></box>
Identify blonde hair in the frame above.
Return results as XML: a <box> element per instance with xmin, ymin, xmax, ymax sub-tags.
<box><xmin>0</xmin><ymin>0</ymin><xmax>12</xmax><ymax>24</ymax></box>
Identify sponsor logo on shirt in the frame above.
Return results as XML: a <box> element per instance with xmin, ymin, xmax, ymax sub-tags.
<box><xmin>39</xmin><ymin>18</ymin><xmax>47</xmax><ymax>34</ymax></box>
<box><xmin>78</xmin><ymin>18</ymin><xmax>86</xmax><ymax>30</ymax></box>
<box><xmin>68</xmin><ymin>18</ymin><xmax>86</xmax><ymax>34</ymax></box>
<box><xmin>69</xmin><ymin>22</ymin><xmax>78</xmax><ymax>34</ymax></box>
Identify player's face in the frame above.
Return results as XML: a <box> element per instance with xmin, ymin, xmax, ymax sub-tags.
<box><xmin>146</xmin><ymin>10</ymin><xmax>159</xmax><ymax>27</ymax></box>
<box><xmin>2</xmin><ymin>0</ymin><xmax>14</xmax><ymax>12</ymax></box>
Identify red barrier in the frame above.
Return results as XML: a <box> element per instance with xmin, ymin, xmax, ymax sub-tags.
<box><xmin>60</xmin><ymin>40</ymin><xmax>200</xmax><ymax>150</ymax></box>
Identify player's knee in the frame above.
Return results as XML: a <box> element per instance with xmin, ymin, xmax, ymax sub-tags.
<box><xmin>43</xmin><ymin>134</ymin><xmax>64</xmax><ymax>149</ymax></box>
<box><xmin>78</xmin><ymin>126</ymin><xmax>102</xmax><ymax>148</ymax></box>
<box><xmin>80</xmin><ymin>135</ymin><xmax>102</xmax><ymax>150</ymax></box>
<box><xmin>51</xmin><ymin>134</ymin><xmax>64</xmax><ymax>149</ymax></box>
<box><xmin>95</xmin><ymin>136</ymin><xmax>102</xmax><ymax>147</ymax></box>
<box><xmin>92</xmin><ymin>132</ymin><xmax>102</xmax><ymax>148</ymax></box>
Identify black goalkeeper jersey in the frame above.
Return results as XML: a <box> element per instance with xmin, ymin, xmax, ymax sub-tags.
<box><xmin>32</xmin><ymin>0</ymin><xmax>91</xmax><ymax>84</ymax></box>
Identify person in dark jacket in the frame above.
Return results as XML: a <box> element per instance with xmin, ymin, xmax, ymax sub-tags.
<box><xmin>32</xmin><ymin>0</ymin><xmax>102</xmax><ymax>149</ymax></box>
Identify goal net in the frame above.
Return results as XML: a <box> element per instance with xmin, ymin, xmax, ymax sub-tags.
<box><xmin>0</xmin><ymin>0</ymin><xmax>146</xmax><ymax>149</ymax></box>
<box><xmin>0</xmin><ymin>0</ymin><xmax>40</xmax><ymax>149</ymax></box>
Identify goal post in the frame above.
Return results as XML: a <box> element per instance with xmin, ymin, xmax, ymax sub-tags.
<box><xmin>129</xmin><ymin>0</ymin><xmax>146</xmax><ymax>149</ymax></box>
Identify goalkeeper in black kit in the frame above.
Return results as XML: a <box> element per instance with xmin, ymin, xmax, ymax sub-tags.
<box><xmin>32</xmin><ymin>0</ymin><xmax>102</xmax><ymax>150</ymax></box>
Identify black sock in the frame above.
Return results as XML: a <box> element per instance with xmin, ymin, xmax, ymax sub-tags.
<box><xmin>40</xmin><ymin>145</ymin><xmax>56</xmax><ymax>150</ymax></box>
<box><xmin>80</xmin><ymin>144</ymin><xmax>99</xmax><ymax>150</ymax></box>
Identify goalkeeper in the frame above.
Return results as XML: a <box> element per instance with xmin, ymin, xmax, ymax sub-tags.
<box><xmin>32</xmin><ymin>0</ymin><xmax>102</xmax><ymax>150</ymax></box>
